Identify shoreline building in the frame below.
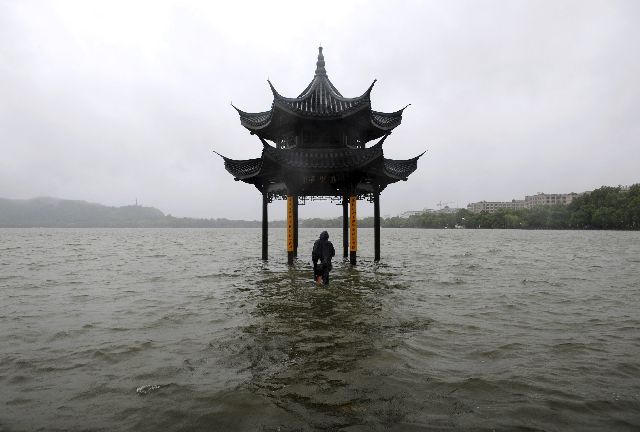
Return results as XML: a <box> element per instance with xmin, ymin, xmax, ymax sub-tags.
<box><xmin>467</xmin><ymin>199</ymin><xmax>526</xmax><ymax>213</ymax></box>
<box><xmin>467</xmin><ymin>192</ymin><xmax>581</xmax><ymax>213</ymax></box>
<box><xmin>399</xmin><ymin>210</ymin><xmax>426</xmax><ymax>218</ymax></box>
<box><xmin>399</xmin><ymin>205</ymin><xmax>461</xmax><ymax>218</ymax></box>
<box><xmin>524</xmin><ymin>192</ymin><xmax>579</xmax><ymax>207</ymax></box>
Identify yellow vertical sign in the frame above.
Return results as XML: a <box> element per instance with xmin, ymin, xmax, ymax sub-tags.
<box><xmin>287</xmin><ymin>195</ymin><xmax>294</xmax><ymax>252</ymax></box>
<box><xmin>349</xmin><ymin>196</ymin><xmax>357</xmax><ymax>252</ymax></box>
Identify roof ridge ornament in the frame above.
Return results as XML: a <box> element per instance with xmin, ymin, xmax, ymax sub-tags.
<box><xmin>369</xmin><ymin>133</ymin><xmax>390</xmax><ymax>150</ymax></box>
<box><xmin>212</xmin><ymin>149</ymin><xmax>228</xmax><ymax>161</ymax></box>
<box><xmin>267</xmin><ymin>79</ymin><xmax>280</xmax><ymax>97</ymax></box>
<box><xmin>364</xmin><ymin>79</ymin><xmax>377</xmax><ymax>97</ymax></box>
<box><xmin>230</xmin><ymin>102</ymin><xmax>243</xmax><ymax>114</ymax></box>
<box><xmin>315</xmin><ymin>46</ymin><xmax>327</xmax><ymax>76</ymax></box>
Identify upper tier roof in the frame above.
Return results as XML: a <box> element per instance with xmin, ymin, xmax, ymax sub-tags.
<box><xmin>234</xmin><ymin>47</ymin><xmax>407</xmax><ymax>143</ymax></box>
<box><xmin>267</xmin><ymin>48</ymin><xmax>374</xmax><ymax>118</ymax></box>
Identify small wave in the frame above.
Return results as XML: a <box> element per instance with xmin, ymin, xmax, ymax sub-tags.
<box><xmin>614</xmin><ymin>362</ymin><xmax>640</xmax><ymax>378</ymax></box>
<box><xmin>550</xmin><ymin>342</ymin><xmax>599</xmax><ymax>355</ymax></box>
<box><xmin>470</xmin><ymin>342</ymin><xmax>527</xmax><ymax>360</ymax></box>
<box><xmin>5</xmin><ymin>398</ymin><xmax>31</xmax><ymax>406</ymax></box>
<box><xmin>384</xmin><ymin>318</ymin><xmax>433</xmax><ymax>333</ymax></box>
<box><xmin>455</xmin><ymin>377</ymin><xmax>507</xmax><ymax>395</ymax></box>
<box><xmin>451</xmin><ymin>251</ymin><xmax>473</xmax><ymax>258</ymax></box>
<box><xmin>87</xmin><ymin>342</ymin><xmax>154</xmax><ymax>364</ymax></box>
<box><xmin>92</xmin><ymin>349</ymin><xmax>116</xmax><ymax>363</ymax></box>
<box><xmin>8</xmin><ymin>375</ymin><xmax>30</xmax><ymax>384</ymax></box>
<box><xmin>520</xmin><ymin>279</ymin><xmax>565</xmax><ymax>287</ymax></box>
<box><xmin>70</xmin><ymin>383</ymin><xmax>123</xmax><ymax>401</ymax></box>
<box><xmin>195</xmin><ymin>273</ymin><xmax>219</xmax><ymax>279</ymax></box>
<box><xmin>136</xmin><ymin>383</ymin><xmax>169</xmax><ymax>395</ymax></box>
<box><xmin>37</xmin><ymin>362</ymin><xmax>86</xmax><ymax>373</ymax></box>
<box><xmin>13</xmin><ymin>359</ymin><xmax>35</xmax><ymax>370</ymax></box>
<box><xmin>437</xmin><ymin>278</ymin><xmax>466</xmax><ymax>286</ymax></box>
<box><xmin>48</xmin><ymin>330</ymin><xmax>72</xmax><ymax>341</ymax></box>
<box><xmin>133</xmin><ymin>366</ymin><xmax>183</xmax><ymax>381</ymax></box>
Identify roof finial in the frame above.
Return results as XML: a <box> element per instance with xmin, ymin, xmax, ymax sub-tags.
<box><xmin>315</xmin><ymin>46</ymin><xmax>327</xmax><ymax>76</ymax></box>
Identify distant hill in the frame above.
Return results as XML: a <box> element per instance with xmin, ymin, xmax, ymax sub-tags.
<box><xmin>0</xmin><ymin>197</ymin><xmax>347</xmax><ymax>228</ymax></box>
<box><xmin>7</xmin><ymin>184</ymin><xmax>636</xmax><ymax>229</ymax></box>
<box><xmin>0</xmin><ymin>197</ymin><xmax>266</xmax><ymax>228</ymax></box>
<box><xmin>0</xmin><ymin>197</ymin><xmax>169</xmax><ymax>227</ymax></box>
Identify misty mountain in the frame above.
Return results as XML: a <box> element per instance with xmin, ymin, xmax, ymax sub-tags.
<box><xmin>0</xmin><ymin>197</ymin><xmax>168</xmax><ymax>227</ymax></box>
<box><xmin>0</xmin><ymin>197</ymin><xmax>270</xmax><ymax>228</ymax></box>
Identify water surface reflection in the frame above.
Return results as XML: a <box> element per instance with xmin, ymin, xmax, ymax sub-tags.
<box><xmin>233</xmin><ymin>260</ymin><xmax>424</xmax><ymax>429</ymax></box>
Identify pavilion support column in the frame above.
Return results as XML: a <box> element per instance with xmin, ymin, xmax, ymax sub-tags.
<box><xmin>293</xmin><ymin>195</ymin><xmax>299</xmax><ymax>257</ymax></box>
<box><xmin>262</xmin><ymin>191</ymin><xmax>268</xmax><ymax>261</ymax></box>
<box><xmin>342</xmin><ymin>195</ymin><xmax>349</xmax><ymax>258</ymax></box>
<box><xmin>374</xmin><ymin>190</ymin><xmax>381</xmax><ymax>262</ymax></box>
<box><xmin>287</xmin><ymin>195</ymin><xmax>294</xmax><ymax>265</ymax></box>
<box><xmin>349</xmin><ymin>195</ymin><xmax>357</xmax><ymax>265</ymax></box>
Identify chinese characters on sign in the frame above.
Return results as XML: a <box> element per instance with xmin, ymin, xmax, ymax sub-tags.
<box><xmin>350</xmin><ymin>196</ymin><xmax>357</xmax><ymax>252</ymax></box>
<box><xmin>303</xmin><ymin>175</ymin><xmax>338</xmax><ymax>184</ymax></box>
<box><xmin>287</xmin><ymin>196</ymin><xmax>294</xmax><ymax>252</ymax></box>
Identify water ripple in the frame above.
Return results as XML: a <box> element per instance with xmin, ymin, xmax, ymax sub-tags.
<box><xmin>0</xmin><ymin>228</ymin><xmax>639</xmax><ymax>431</ymax></box>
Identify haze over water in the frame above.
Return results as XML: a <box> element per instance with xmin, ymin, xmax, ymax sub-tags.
<box><xmin>1</xmin><ymin>228</ymin><xmax>639</xmax><ymax>431</ymax></box>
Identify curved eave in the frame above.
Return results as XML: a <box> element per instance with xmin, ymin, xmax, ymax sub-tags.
<box><xmin>272</xmin><ymin>98</ymin><xmax>371</xmax><ymax>119</ymax></box>
<box><xmin>383</xmin><ymin>152</ymin><xmax>425</xmax><ymax>180</ymax></box>
<box><xmin>371</xmin><ymin>105</ymin><xmax>409</xmax><ymax>131</ymax></box>
<box><xmin>269</xmin><ymin>76</ymin><xmax>375</xmax><ymax>118</ymax></box>
<box><xmin>233</xmin><ymin>104</ymin><xmax>273</xmax><ymax>131</ymax></box>
<box><xmin>214</xmin><ymin>151</ymin><xmax>264</xmax><ymax>180</ymax></box>
<box><xmin>234</xmin><ymin>102</ymin><xmax>405</xmax><ymax>136</ymax></box>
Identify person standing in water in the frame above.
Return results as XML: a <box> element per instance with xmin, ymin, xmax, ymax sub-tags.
<box><xmin>312</xmin><ymin>231</ymin><xmax>335</xmax><ymax>285</ymax></box>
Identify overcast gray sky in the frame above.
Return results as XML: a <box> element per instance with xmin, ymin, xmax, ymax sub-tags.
<box><xmin>1</xmin><ymin>0</ymin><xmax>638</xmax><ymax>219</ymax></box>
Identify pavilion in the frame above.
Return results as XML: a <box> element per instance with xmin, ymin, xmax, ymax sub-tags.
<box><xmin>216</xmin><ymin>47</ymin><xmax>423</xmax><ymax>264</ymax></box>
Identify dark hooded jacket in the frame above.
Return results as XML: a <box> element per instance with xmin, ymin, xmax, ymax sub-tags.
<box><xmin>312</xmin><ymin>231</ymin><xmax>335</xmax><ymax>268</ymax></box>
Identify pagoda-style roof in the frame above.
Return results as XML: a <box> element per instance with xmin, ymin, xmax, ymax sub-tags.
<box><xmin>217</xmin><ymin>47</ymin><xmax>424</xmax><ymax>198</ymax></box>
<box><xmin>217</xmin><ymin>135</ymin><xmax>423</xmax><ymax>196</ymax></box>
<box><xmin>233</xmin><ymin>47</ymin><xmax>407</xmax><ymax>146</ymax></box>
<box><xmin>261</xmin><ymin>138</ymin><xmax>384</xmax><ymax>171</ymax></box>
<box><xmin>267</xmin><ymin>76</ymin><xmax>373</xmax><ymax>118</ymax></box>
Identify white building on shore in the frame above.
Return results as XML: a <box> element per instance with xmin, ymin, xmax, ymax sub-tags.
<box><xmin>467</xmin><ymin>192</ymin><xmax>582</xmax><ymax>213</ymax></box>
<box><xmin>466</xmin><ymin>199</ymin><xmax>526</xmax><ymax>213</ymax></box>
<box><xmin>399</xmin><ymin>206</ymin><xmax>462</xmax><ymax>218</ymax></box>
<box><xmin>524</xmin><ymin>192</ymin><xmax>579</xmax><ymax>207</ymax></box>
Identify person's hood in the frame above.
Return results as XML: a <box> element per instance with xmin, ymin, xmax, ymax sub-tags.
<box><xmin>320</xmin><ymin>231</ymin><xmax>329</xmax><ymax>241</ymax></box>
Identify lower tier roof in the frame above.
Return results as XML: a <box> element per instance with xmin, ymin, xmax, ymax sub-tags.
<box><xmin>215</xmin><ymin>138</ymin><xmax>423</xmax><ymax>196</ymax></box>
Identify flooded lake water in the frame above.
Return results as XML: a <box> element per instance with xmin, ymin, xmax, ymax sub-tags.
<box><xmin>1</xmin><ymin>228</ymin><xmax>639</xmax><ymax>431</ymax></box>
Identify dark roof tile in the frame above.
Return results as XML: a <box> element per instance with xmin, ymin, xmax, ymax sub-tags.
<box><xmin>262</xmin><ymin>140</ymin><xmax>383</xmax><ymax>171</ymax></box>
<box><xmin>383</xmin><ymin>154</ymin><xmax>423</xmax><ymax>180</ymax></box>
<box><xmin>223</xmin><ymin>157</ymin><xmax>263</xmax><ymax>179</ymax></box>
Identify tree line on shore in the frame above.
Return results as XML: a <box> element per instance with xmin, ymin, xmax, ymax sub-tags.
<box><xmin>256</xmin><ymin>184</ymin><xmax>639</xmax><ymax>230</ymax></box>
<box><xmin>374</xmin><ymin>184</ymin><xmax>640</xmax><ymax>230</ymax></box>
<box><xmin>2</xmin><ymin>184</ymin><xmax>637</xmax><ymax>229</ymax></box>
